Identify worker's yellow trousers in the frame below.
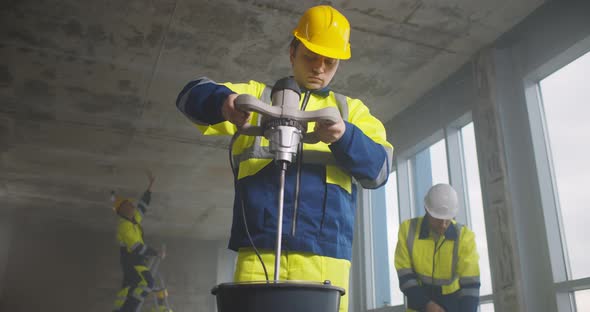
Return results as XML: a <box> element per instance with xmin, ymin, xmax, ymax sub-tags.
<box><xmin>234</xmin><ymin>248</ymin><xmax>351</xmax><ymax>312</ymax></box>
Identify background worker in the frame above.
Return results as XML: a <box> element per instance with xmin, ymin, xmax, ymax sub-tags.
<box><xmin>175</xmin><ymin>5</ymin><xmax>393</xmax><ymax>312</ymax></box>
<box><xmin>112</xmin><ymin>171</ymin><xmax>164</xmax><ymax>312</ymax></box>
<box><xmin>394</xmin><ymin>183</ymin><xmax>480</xmax><ymax>312</ymax></box>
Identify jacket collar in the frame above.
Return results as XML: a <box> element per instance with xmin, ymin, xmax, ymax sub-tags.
<box><xmin>300</xmin><ymin>85</ymin><xmax>331</xmax><ymax>97</ymax></box>
<box><xmin>419</xmin><ymin>215</ymin><xmax>458</xmax><ymax>240</ymax></box>
<box><xmin>118</xmin><ymin>214</ymin><xmax>137</xmax><ymax>224</ymax></box>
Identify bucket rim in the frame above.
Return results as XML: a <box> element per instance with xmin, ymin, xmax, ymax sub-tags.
<box><xmin>211</xmin><ymin>280</ymin><xmax>345</xmax><ymax>296</ymax></box>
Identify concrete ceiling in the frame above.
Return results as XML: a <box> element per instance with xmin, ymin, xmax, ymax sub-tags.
<box><xmin>0</xmin><ymin>0</ymin><xmax>544</xmax><ymax>240</ymax></box>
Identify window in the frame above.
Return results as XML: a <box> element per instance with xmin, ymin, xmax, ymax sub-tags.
<box><xmin>429</xmin><ymin>139</ymin><xmax>450</xmax><ymax>185</ymax></box>
<box><xmin>539</xmin><ymin>50</ymin><xmax>590</xmax><ymax>280</ymax></box>
<box><xmin>535</xmin><ymin>49</ymin><xmax>590</xmax><ymax>310</ymax></box>
<box><xmin>574</xmin><ymin>289</ymin><xmax>590</xmax><ymax>311</ymax></box>
<box><xmin>385</xmin><ymin>171</ymin><xmax>404</xmax><ymax>307</ymax></box>
<box><xmin>479</xmin><ymin>303</ymin><xmax>495</xmax><ymax>312</ymax></box>
<box><xmin>410</xmin><ymin>138</ymin><xmax>449</xmax><ymax>217</ymax></box>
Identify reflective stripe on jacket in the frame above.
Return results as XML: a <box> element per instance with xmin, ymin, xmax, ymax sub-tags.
<box><xmin>176</xmin><ymin>78</ymin><xmax>393</xmax><ymax>260</ymax></box>
<box><xmin>394</xmin><ymin>216</ymin><xmax>480</xmax><ymax>312</ymax></box>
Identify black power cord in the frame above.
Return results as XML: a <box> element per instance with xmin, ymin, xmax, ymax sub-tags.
<box><xmin>229</xmin><ymin>132</ymin><xmax>270</xmax><ymax>282</ymax></box>
<box><xmin>431</xmin><ymin>236</ymin><xmax>447</xmax><ymax>302</ymax></box>
<box><xmin>228</xmin><ymin>89</ymin><xmax>311</xmax><ymax>281</ymax></box>
<box><xmin>291</xmin><ymin>90</ymin><xmax>311</xmax><ymax>236</ymax></box>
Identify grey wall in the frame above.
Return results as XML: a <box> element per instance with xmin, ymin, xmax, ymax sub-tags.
<box><xmin>385</xmin><ymin>63</ymin><xmax>474</xmax><ymax>157</ymax></box>
<box><xmin>0</xmin><ymin>214</ymin><xmax>224</xmax><ymax>312</ymax></box>
<box><xmin>0</xmin><ymin>210</ymin><xmax>15</xmax><ymax>302</ymax></box>
<box><xmin>382</xmin><ymin>0</ymin><xmax>590</xmax><ymax>311</ymax></box>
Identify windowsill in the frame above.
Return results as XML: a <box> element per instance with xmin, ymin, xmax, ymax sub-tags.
<box><xmin>367</xmin><ymin>305</ymin><xmax>405</xmax><ymax>312</ymax></box>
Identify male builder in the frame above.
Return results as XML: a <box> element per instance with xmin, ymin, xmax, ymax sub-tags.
<box><xmin>395</xmin><ymin>184</ymin><xmax>480</xmax><ymax>312</ymax></box>
<box><xmin>176</xmin><ymin>6</ymin><xmax>393</xmax><ymax>312</ymax></box>
<box><xmin>112</xmin><ymin>171</ymin><xmax>164</xmax><ymax>312</ymax></box>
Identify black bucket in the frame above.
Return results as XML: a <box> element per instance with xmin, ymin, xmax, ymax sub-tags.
<box><xmin>211</xmin><ymin>281</ymin><xmax>345</xmax><ymax>312</ymax></box>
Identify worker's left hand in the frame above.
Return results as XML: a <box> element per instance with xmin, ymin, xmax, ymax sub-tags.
<box><xmin>425</xmin><ymin>301</ymin><xmax>446</xmax><ymax>312</ymax></box>
<box><xmin>314</xmin><ymin>118</ymin><xmax>345</xmax><ymax>144</ymax></box>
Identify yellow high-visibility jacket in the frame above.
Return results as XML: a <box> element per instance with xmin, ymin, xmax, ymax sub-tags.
<box><xmin>176</xmin><ymin>78</ymin><xmax>393</xmax><ymax>260</ymax></box>
<box><xmin>117</xmin><ymin>191</ymin><xmax>157</xmax><ymax>267</ymax></box>
<box><xmin>394</xmin><ymin>216</ymin><xmax>480</xmax><ymax>312</ymax></box>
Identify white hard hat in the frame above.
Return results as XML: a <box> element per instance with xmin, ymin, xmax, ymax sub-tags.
<box><xmin>424</xmin><ymin>183</ymin><xmax>459</xmax><ymax>220</ymax></box>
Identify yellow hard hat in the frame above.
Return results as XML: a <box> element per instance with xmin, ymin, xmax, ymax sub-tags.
<box><xmin>112</xmin><ymin>196</ymin><xmax>132</xmax><ymax>214</ymax></box>
<box><xmin>293</xmin><ymin>5</ymin><xmax>351</xmax><ymax>60</ymax></box>
<box><xmin>156</xmin><ymin>289</ymin><xmax>168</xmax><ymax>299</ymax></box>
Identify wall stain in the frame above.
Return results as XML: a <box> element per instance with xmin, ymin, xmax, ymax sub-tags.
<box><xmin>40</xmin><ymin>68</ymin><xmax>56</xmax><ymax>80</ymax></box>
<box><xmin>16</xmin><ymin>79</ymin><xmax>56</xmax><ymax>121</ymax></box>
<box><xmin>0</xmin><ymin>66</ymin><xmax>14</xmax><ymax>86</ymax></box>
<box><xmin>146</xmin><ymin>24</ymin><xmax>164</xmax><ymax>48</ymax></box>
<box><xmin>125</xmin><ymin>34</ymin><xmax>144</xmax><ymax>48</ymax></box>
<box><xmin>24</xmin><ymin>79</ymin><xmax>52</xmax><ymax>97</ymax></box>
<box><xmin>62</xmin><ymin>19</ymin><xmax>83</xmax><ymax>37</ymax></box>
<box><xmin>87</xmin><ymin>24</ymin><xmax>107</xmax><ymax>42</ymax></box>
<box><xmin>7</xmin><ymin>30</ymin><xmax>38</xmax><ymax>46</ymax></box>
<box><xmin>118</xmin><ymin>80</ymin><xmax>135</xmax><ymax>92</ymax></box>
<box><xmin>0</xmin><ymin>115</ymin><xmax>14</xmax><ymax>153</ymax></box>
<box><xmin>65</xmin><ymin>86</ymin><xmax>142</xmax><ymax>117</ymax></box>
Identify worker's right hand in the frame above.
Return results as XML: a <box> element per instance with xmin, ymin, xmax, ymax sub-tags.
<box><xmin>425</xmin><ymin>301</ymin><xmax>445</xmax><ymax>312</ymax></box>
<box><xmin>222</xmin><ymin>93</ymin><xmax>251</xmax><ymax>127</ymax></box>
<box><xmin>146</xmin><ymin>169</ymin><xmax>156</xmax><ymax>191</ymax></box>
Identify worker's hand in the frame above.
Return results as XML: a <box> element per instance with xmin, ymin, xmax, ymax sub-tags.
<box><xmin>314</xmin><ymin>117</ymin><xmax>345</xmax><ymax>144</ymax></box>
<box><xmin>146</xmin><ymin>170</ymin><xmax>155</xmax><ymax>191</ymax></box>
<box><xmin>158</xmin><ymin>249</ymin><xmax>166</xmax><ymax>260</ymax></box>
<box><xmin>222</xmin><ymin>93</ymin><xmax>251</xmax><ymax>127</ymax></box>
<box><xmin>425</xmin><ymin>301</ymin><xmax>446</xmax><ymax>312</ymax></box>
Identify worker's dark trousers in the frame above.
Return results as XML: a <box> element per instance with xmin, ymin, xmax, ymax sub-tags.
<box><xmin>115</xmin><ymin>265</ymin><xmax>154</xmax><ymax>312</ymax></box>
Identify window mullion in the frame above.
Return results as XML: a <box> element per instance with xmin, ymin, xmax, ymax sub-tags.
<box><xmin>360</xmin><ymin>188</ymin><xmax>377</xmax><ymax>309</ymax></box>
<box><xmin>397</xmin><ymin>158</ymin><xmax>413</xmax><ymax>222</ymax></box>
<box><xmin>445</xmin><ymin>126</ymin><xmax>471</xmax><ymax>226</ymax></box>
